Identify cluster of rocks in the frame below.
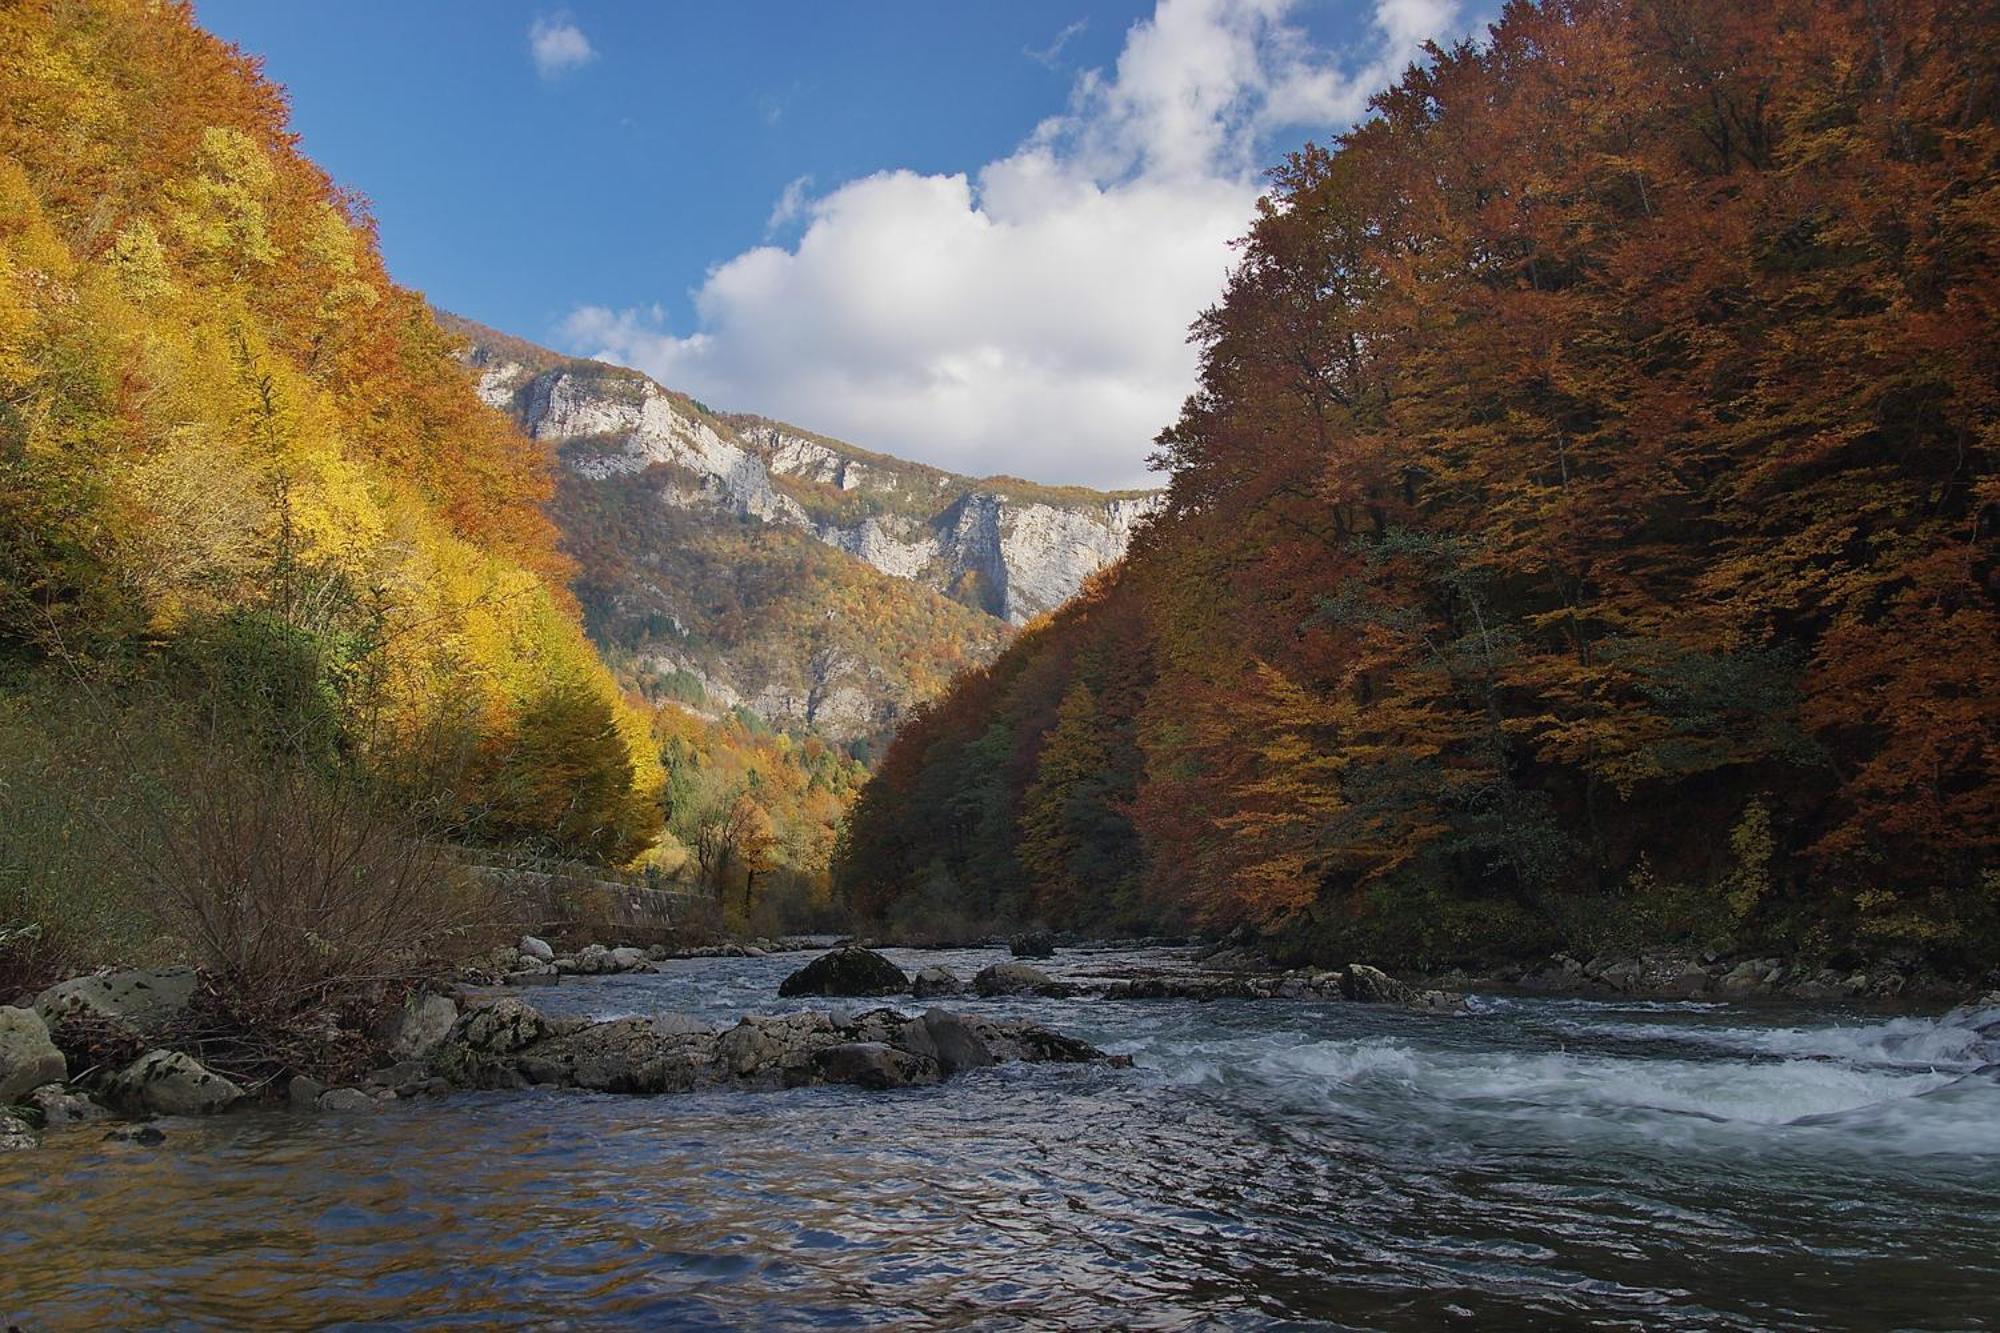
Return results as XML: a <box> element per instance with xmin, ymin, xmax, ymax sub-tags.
<box><xmin>432</xmin><ymin>997</ymin><xmax>1105</xmax><ymax>1094</ymax></box>
<box><xmin>1101</xmin><ymin>962</ymin><xmax>1465</xmax><ymax>1012</ymax></box>
<box><xmin>465</xmin><ymin>936</ymin><xmax>666</xmax><ymax>988</ymax></box>
<box><xmin>1</xmin><ymin>967</ymin><xmax>245</xmax><ymax>1151</ymax></box>
<box><xmin>1492</xmin><ymin>951</ymin><xmax>1959</xmax><ymax>1001</ymax></box>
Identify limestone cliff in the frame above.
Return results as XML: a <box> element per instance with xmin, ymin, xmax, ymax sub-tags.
<box><xmin>446</xmin><ymin>314</ymin><xmax>1159</xmax><ymax>744</ymax></box>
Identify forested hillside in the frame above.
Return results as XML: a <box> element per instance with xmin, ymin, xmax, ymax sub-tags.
<box><xmin>0</xmin><ymin>0</ymin><xmax>854</xmax><ymax>986</ymax></box>
<box><xmin>839</xmin><ymin>0</ymin><xmax>2000</xmax><ymax>971</ymax></box>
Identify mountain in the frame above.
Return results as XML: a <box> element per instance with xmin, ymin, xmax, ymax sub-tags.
<box><xmin>446</xmin><ymin>316</ymin><xmax>1160</xmax><ymax>744</ymax></box>
<box><xmin>834</xmin><ymin>0</ymin><xmax>2000</xmax><ymax>972</ymax></box>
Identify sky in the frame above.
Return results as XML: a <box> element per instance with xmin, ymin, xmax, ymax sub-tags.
<box><xmin>195</xmin><ymin>1</ymin><xmax>1475</xmax><ymax>488</ymax></box>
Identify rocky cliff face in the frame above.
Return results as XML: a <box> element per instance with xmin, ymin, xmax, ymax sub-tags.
<box><xmin>447</xmin><ymin>316</ymin><xmax>1153</xmax><ymax>744</ymax></box>
<box><xmin>457</xmin><ymin>319</ymin><xmax>1162</xmax><ymax>626</ymax></box>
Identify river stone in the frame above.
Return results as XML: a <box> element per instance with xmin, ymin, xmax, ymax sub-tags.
<box><xmin>112</xmin><ymin>1050</ymin><xmax>243</xmax><ymax>1115</ymax></box>
<box><xmin>318</xmin><ymin>1087</ymin><xmax>380</xmax><ymax>1113</ymax></box>
<box><xmin>519</xmin><ymin>935</ymin><xmax>556</xmax><ymax>963</ymax></box>
<box><xmin>911</xmin><ymin>965</ymin><xmax>964</xmax><ymax>999</ymax></box>
<box><xmin>1338</xmin><ymin>964</ymin><xmax>1409</xmax><ymax>1004</ymax></box>
<box><xmin>503</xmin><ymin>969</ymin><xmax>560</xmax><ymax>988</ymax></box>
<box><xmin>288</xmin><ymin>1076</ymin><xmax>327</xmax><ymax>1111</ymax></box>
<box><xmin>609</xmin><ymin>947</ymin><xmax>652</xmax><ymax>972</ymax></box>
<box><xmin>812</xmin><ymin>1042</ymin><xmax>941</xmax><ymax>1091</ymax></box>
<box><xmin>1010</xmin><ymin>930</ymin><xmax>1057</xmax><ymax>959</ymax></box>
<box><xmin>0</xmin><ymin>1005</ymin><xmax>67</xmax><ymax>1103</ymax></box>
<box><xmin>717</xmin><ymin>1011</ymin><xmax>837</xmax><ymax>1078</ymax></box>
<box><xmin>455</xmin><ymin>999</ymin><xmax>560</xmax><ymax>1055</ymax></box>
<box><xmin>27</xmin><ymin>1084</ymin><xmax>110</xmax><ymax>1126</ymax></box>
<box><xmin>382</xmin><ymin>993</ymin><xmax>459</xmax><ymax>1061</ymax></box>
<box><xmin>898</xmin><ymin>1009</ymin><xmax>997</xmax><ymax>1074</ymax></box>
<box><xmin>34</xmin><ymin>967</ymin><xmax>199</xmax><ymax>1031</ymax></box>
<box><xmin>777</xmin><ymin>947</ymin><xmax>909</xmax><ymax>998</ymax></box>
<box><xmin>0</xmin><ymin>1113</ymin><xmax>35</xmax><ymax>1153</ymax></box>
<box><xmin>973</xmin><ymin>962</ymin><xmax>1067</xmax><ymax>997</ymax></box>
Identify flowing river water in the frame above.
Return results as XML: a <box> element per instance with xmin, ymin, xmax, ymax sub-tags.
<box><xmin>3</xmin><ymin>943</ymin><xmax>1997</xmax><ymax>1329</ymax></box>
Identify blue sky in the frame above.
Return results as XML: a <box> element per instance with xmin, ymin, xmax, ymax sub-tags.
<box><xmin>195</xmin><ymin>2</ymin><xmax>1473</xmax><ymax>488</ymax></box>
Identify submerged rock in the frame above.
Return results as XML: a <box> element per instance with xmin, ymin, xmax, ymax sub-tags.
<box><xmin>111</xmin><ymin>1050</ymin><xmax>244</xmax><ymax>1116</ymax></box>
<box><xmin>0</xmin><ymin>1005</ymin><xmax>67</xmax><ymax>1103</ymax></box>
<box><xmin>973</xmin><ymin>962</ymin><xmax>1073</xmax><ymax>998</ymax></box>
<box><xmin>778</xmin><ymin>947</ymin><xmax>910</xmax><ymax>998</ymax></box>
<box><xmin>317</xmin><ymin>1087</ymin><xmax>380</xmax><ymax>1114</ymax></box>
<box><xmin>910</xmin><ymin>965</ymin><xmax>964</xmax><ymax>999</ymax></box>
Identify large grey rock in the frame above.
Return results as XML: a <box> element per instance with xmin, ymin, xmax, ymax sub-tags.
<box><xmin>778</xmin><ymin>947</ymin><xmax>909</xmax><ymax>998</ymax></box>
<box><xmin>112</xmin><ymin>1050</ymin><xmax>243</xmax><ymax>1115</ymax></box>
<box><xmin>812</xmin><ymin>1042</ymin><xmax>941</xmax><ymax>1090</ymax></box>
<box><xmin>898</xmin><ymin>1008</ymin><xmax>997</xmax><ymax>1074</ymax></box>
<box><xmin>609</xmin><ymin>947</ymin><xmax>653</xmax><ymax>972</ymax></box>
<box><xmin>973</xmin><ymin>961</ymin><xmax>1069</xmax><ymax>997</ymax></box>
<box><xmin>911</xmin><ymin>965</ymin><xmax>964</xmax><ymax>999</ymax></box>
<box><xmin>34</xmin><ymin>967</ymin><xmax>198</xmax><ymax>1031</ymax></box>
<box><xmin>317</xmin><ymin>1087</ymin><xmax>380</xmax><ymax>1113</ymax></box>
<box><xmin>519</xmin><ymin>935</ymin><xmax>556</xmax><ymax>963</ymax></box>
<box><xmin>0</xmin><ymin>1005</ymin><xmax>66</xmax><ymax>1103</ymax></box>
<box><xmin>1338</xmin><ymin>964</ymin><xmax>1410</xmax><ymax>1004</ymax></box>
<box><xmin>381</xmin><ymin>993</ymin><xmax>459</xmax><ymax>1061</ymax></box>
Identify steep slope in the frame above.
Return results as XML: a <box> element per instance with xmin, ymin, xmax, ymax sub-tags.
<box><xmin>447</xmin><ymin>316</ymin><xmax>1155</xmax><ymax>745</ymax></box>
<box><xmin>0</xmin><ymin>0</ymin><xmax>666</xmax><ymax>865</ymax></box>
<box><xmin>837</xmin><ymin>0</ymin><xmax>2000</xmax><ymax>972</ymax></box>
<box><xmin>450</xmin><ymin>315</ymin><xmax>1162</xmax><ymax>626</ymax></box>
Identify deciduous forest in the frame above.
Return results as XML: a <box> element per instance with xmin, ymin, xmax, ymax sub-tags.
<box><xmin>838</xmin><ymin>0</ymin><xmax>2000</xmax><ymax>972</ymax></box>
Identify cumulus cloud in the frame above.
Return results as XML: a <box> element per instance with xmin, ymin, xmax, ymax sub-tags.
<box><xmin>564</xmin><ymin>0</ymin><xmax>1464</xmax><ymax>488</ymax></box>
<box><xmin>529</xmin><ymin>13</ymin><xmax>595</xmax><ymax>79</ymax></box>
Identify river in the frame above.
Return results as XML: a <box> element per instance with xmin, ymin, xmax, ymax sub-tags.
<box><xmin>3</xmin><ymin>943</ymin><xmax>1996</xmax><ymax>1329</ymax></box>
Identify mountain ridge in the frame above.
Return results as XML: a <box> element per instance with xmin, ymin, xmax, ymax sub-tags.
<box><xmin>441</xmin><ymin>312</ymin><xmax>1164</xmax><ymax>627</ymax></box>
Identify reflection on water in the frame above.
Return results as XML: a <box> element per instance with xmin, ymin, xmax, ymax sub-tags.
<box><xmin>3</xmin><ymin>946</ymin><xmax>1997</xmax><ymax>1329</ymax></box>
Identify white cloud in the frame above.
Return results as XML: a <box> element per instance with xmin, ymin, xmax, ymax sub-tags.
<box><xmin>564</xmin><ymin>0</ymin><xmax>1465</xmax><ymax>488</ymax></box>
<box><xmin>766</xmin><ymin>175</ymin><xmax>814</xmax><ymax>235</ymax></box>
<box><xmin>1026</xmin><ymin>19</ymin><xmax>1088</xmax><ymax>69</ymax></box>
<box><xmin>529</xmin><ymin>13</ymin><xmax>595</xmax><ymax>80</ymax></box>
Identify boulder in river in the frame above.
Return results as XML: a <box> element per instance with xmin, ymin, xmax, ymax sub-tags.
<box><xmin>777</xmin><ymin>946</ymin><xmax>910</xmax><ymax>998</ymax></box>
<box><xmin>812</xmin><ymin>1042</ymin><xmax>942</xmax><ymax>1090</ymax></box>
<box><xmin>911</xmin><ymin>965</ymin><xmax>964</xmax><ymax>998</ymax></box>
<box><xmin>111</xmin><ymin>1050</ymin><xmax>244</xmax><ymax>1116</ymax></box>
<box><xmin>34</xmin><ymin>967</ymin><xmax>198</xmax><ymax>1031</ymax></box>
<box><xmin>973</xmin><ymin>961</ymin><xmax>1073</xmax><ymax>998</ymax></box>
<box><xmin>0</xmin><ymin>1005</ymin><xmax>67</xmax><ymax>1103</ymax></box>
<box><xmin>1010</xmin><ymin>930</ymin><xmax>1056</xmax><ymax>959</ymax></box>
<box><xmin>519</xmin><ymin>935</ymin><xmax>556</xmax><ymax>964</ymax></box>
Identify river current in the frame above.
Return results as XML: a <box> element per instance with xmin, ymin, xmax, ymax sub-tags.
<box><xmin>3</xmin><ymin>943</ymin><xmax>1996</xmax><ymax>1329</ymax></box>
